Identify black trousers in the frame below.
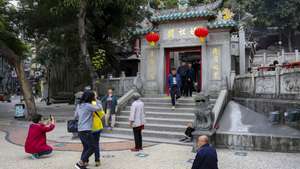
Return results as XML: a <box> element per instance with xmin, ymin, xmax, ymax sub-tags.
<box><xmin>78</xmin><ymin>131</ymin><xmax>96</xmax><ymax>163</ymax></box>
<box><xmin>184</xmin><ymin>80</ymin><xmax>193</xmax><ymax>97</ymax></box>
<box><xmin>170</xmin><ymin>86</ymin><xmax>179</xmax><ymax>106</ymax></box>
<box><xmin>133</xmin><ymin>126</ymin><xmax>143</xmax><ymax>149</ymax></box>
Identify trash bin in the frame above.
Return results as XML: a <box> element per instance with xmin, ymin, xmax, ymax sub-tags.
<box><xmin>15</xmin><ymin>103</ymin><xmax>25</xmax><ymax>119</ymax></box>
<box><xmin>269</xmin><ymin>111</ymin><xmax>280</xmax><ymax>124</ymax></box>
<box><xmin>285</xmin><ymin>109</ymin><xmax>300</xmax><ymax>123</ymax></box>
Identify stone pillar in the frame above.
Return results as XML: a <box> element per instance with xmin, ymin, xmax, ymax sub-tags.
<box><xmin>239</xmin><ymin>27</ymin><xmax>246</xmax><ymax>75</ymax></box>
<box><xmin>281</xmin><ymin>49</ymin><xmax>285</xmax><ymax>63</ymax></box>
<box><xmin>295</xmin><ymin>49</ymin><xmax>299</xmax><ymax>62</ymax></box>
<box><xmin>263</xmin><ymin>53</ymin><xmax>267</xmax><ymax>66</ymax></box>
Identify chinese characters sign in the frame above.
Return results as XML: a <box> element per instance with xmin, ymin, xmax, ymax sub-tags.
<box><xmin>211</xmin><ymin>47</ymin><xmax>221</xmax><ymax>80</ymax></box>
<box><xmin>161</xmin><ymin>22</ymin><xmax>207</xmax><ymax>41</ymax></box>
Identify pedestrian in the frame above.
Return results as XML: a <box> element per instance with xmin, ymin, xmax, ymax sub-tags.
<box><xmin>101</xmin><ymin>88</ymin><xmax>118</xmax><ymax>129</ymax></box>
<box><xmin>25</xmin><ymin>114</ymin><xmax>55</xmax><ymax>159</ymax></box>
<box><xmin>185</xmin><ymin>63</ymin><xmax>195</xmax><ymax>97</ymax></box>
<box><xmin>192</xmin><ymin>135</ymin><xmax>218</xmax><ymax>169</ymax></box>
<box><xmin>91</xmin><ymin>91</ymin><xmax>105</xmax><ymax>167</ymax></box>
<box><xmin>179</xmin><ymin>122</ymin><xmax>195</xmax><ymax>142</ymax></box>
<box><xmin>177</xmin><ymin>62</ymin><xmax>188</xmax><ymax>96</ymax></box>
<box><xmin>168</xmin><ymin>67</ymin><xmax>181</xmax><ymax>110</ymax></box>
<box><xmin>75</xmin><ymin>90</ymin><xmax>102</xmax><ymax>169</ymax></box>
<box><xmin>129</xmin><ymin>93</ymin><xmax>145</xmax><ymax>152</ymax></box>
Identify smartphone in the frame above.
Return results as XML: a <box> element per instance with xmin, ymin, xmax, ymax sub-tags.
<box><xmin>49</xmin><ymin>115</ymin><xmax>53</xmax><ymax>121</ymax></box>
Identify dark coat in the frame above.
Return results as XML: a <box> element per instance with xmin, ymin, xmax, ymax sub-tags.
<box><xmin>177</xmin><ymin>65</ymin><xmax>188</xmax><ymax>77</ymax></box>
<box><xmin>186</xmin><ymin>68</ymin><xmax>195</xmax><ymax>82</ymax></box>
<box><xmin>192</xmin><ymin>144</ymin><xmax>218</xmax><ymax>169</ymax></box>
<box><xmin>168</xmin><ymin>73</ymin><xmax>181</xmax><ymax>89</ymax></box>
<box><xmin>101</xmin><ymin>95</ymin><xmax>118</xmax><ymax>114</ymax></box>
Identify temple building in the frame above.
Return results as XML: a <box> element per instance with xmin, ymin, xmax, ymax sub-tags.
<box><xmin>133</xmin><ymin>0</ymin><xmax>240</xmax><ymax>96</ymax></box>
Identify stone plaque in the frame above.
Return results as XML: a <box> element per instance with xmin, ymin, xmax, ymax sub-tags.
<box><xmin>147</xmin><ymin>49</ymin><xmax>157</xmax><ymax>80</ymax></box>
<box><xmin>211</xmin><ymin>47</ymin><xmax>221</xmax><ymax>80</ymax></box>
<box><xmin>255</xmin><ymin>76</ymin><xmax>276</xmax><ymax>94</ymax></box>
<box><xmin>281</xmin><ymin>73</ymin><xmax>300</xmax><ymax>94</ymax></box>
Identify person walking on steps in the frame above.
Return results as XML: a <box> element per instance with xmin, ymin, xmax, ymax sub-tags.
<box><xmin>101</xmin><ymin>88</ymin><xmax>118</xmax><ymax>130</ymax></box>
<box><xmin>185</xmin><ymin>63</ymin><xmax>195</xmax><ymax>97</ymax></box>
<box><xmin>168</xmin><ymin>67</ymin><xmax>181</xmax><ymax>110</ymax></box>
<box><xmin>75</xmin><ymin>90</ymin><xmax>102</xmax><ymax>169</ymax></box>
<box><xmin>177</xmin><ymin>62</ymin><xmax>188</xmax><ymax>96</ymax></box>
<box><xmin>129</xmin><ymin>93</ymin><xmax>145</xmax><ymax>152</ymax></box>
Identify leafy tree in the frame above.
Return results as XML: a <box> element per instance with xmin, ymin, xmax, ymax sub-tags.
<box><xmin>0</xmin><ymin>0</ymin><xmax>37</xmax><ymax>118</ymax></box>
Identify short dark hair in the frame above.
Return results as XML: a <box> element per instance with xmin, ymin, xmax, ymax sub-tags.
<box><xmin>171</xmin><ymin>68</ymin><xmax>177</xmax><ymax>71</ymax></box>
<box><xmin>80</xmin><ymin>90</ymin><xmax>95</xmax><ymax>104</ymax></box>
<box><xmin>32</xmin><ymin>114</ymin><xmax>42</xmax><ymax>123</ymax></box>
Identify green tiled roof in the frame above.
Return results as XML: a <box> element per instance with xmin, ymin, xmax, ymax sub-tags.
<box><xmin>132</xmin><ymin>28</ymin><xmax>159</xmax><ymax>35</ymax></box>
<box><xmin>150</xmin><ymin>10</ymin><xmax>216</xmax><ymax>22</ymax></box>
<box><xmin>208</xmin><ymin>20</ymin><xmax>237</xmax><ymax>29</ymax></box>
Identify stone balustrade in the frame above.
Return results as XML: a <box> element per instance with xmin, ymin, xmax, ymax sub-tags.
<box><xmin>234</xmin><ymin>68</ymin><xmax>300</xmax><ymax>100</ymax></box>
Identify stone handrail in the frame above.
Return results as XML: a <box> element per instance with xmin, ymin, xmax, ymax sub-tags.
<box><xmin>212</xmin><ymin>89</ymin><xmax>229</xmax><ymax>128</ymax></box>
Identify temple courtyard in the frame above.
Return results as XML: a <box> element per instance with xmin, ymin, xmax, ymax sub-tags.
<box><xmin>0</xmin><ymin>101</ymin><xmax>300</xmax><ymax>169</ymax></box>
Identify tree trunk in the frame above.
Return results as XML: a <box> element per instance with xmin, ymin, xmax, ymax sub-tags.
<box><xmin>14</xmin><ymin>61</ymin><xmax>37</xmax><ymax>119</ymax></box>
<box><xmin>78</xmin><ymin>0</ymin><xmax>98</xmax><ymax>89</ymax></box>
<box><xmin>0</xmin><ymin>47</ymin><xmax>37</xmax><ymax>119</ymax></box>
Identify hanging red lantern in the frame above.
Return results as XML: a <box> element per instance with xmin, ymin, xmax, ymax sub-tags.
<box><xmin>145</xmin><ymin>32</ymin><xmax>160</xmax><ymax>47</ymax></box>
<box><xmin>194</xmin><ymin>27</ymin><xmax>209</xmax><ymax>44</ymax></box>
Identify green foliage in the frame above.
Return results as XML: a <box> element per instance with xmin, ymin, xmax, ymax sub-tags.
<box><xmin>0</xmin><ymin>0</ymin><xmax>28</xmax><ymax>58</ymax></box>
<box><xmin>92</xmin><ymin>49</ymin><xmax>106</xmax><ymax>71</ymax></box>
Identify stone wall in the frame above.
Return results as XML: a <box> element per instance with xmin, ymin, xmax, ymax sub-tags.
<box><xmin>97</xmin><ymin>77</ymin><xmax>136</xmax><ymax>96</ymax></box>
<box><xmin>234</xmin><ymin>68</ymin><xmax>300</xmax><ymax>100</ymax></box>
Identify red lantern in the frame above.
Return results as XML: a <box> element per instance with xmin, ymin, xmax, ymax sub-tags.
<box><xmin>145</xmin><ymin>32</ymin><xmax>160</xmax><ymax>47</ymax></box>
<box><xmin>194</xmin><ymin>27</ymin><xmax>209</xmax><ymax>44</ymax></box>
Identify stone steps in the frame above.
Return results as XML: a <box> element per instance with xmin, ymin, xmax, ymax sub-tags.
<box><xmin>105</xmin><ymin>127</ymin><xmax>184</xmax><ymax>139</ymax></box>
<box><xmin>116</xmin><ymin>121</ymin><xmax>186</xmax><ymax>132</ymax></box>
<box><xmin>121</xmin><ymin>110</ymin><xmax>195</xmax><ymax>119</ymax></box>
<box><xmin>103</xmin><ymin>96</ymin><xmax>217</xmax><ymax>144</ymax></box>
<box><xmin>124</xmin><ymin>106</ymin><xmax>196</xmax><ymax>113</ymax></box>
<box><xmin>116</xmin><ymin>116</ymin><xmax>193</xmax><ymax>126</ymax></box>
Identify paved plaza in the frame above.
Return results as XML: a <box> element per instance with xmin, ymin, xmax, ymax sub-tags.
<box><xmin>1</xmin><ymin>100</ymin><xmax>300</xmax><ymax>169</ymax></box>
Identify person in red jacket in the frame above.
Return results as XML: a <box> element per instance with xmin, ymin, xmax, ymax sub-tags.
<box><xmin>25</xmin><ymin>114</ymin><xmax>55</xmax><ymax>159</ymax></box>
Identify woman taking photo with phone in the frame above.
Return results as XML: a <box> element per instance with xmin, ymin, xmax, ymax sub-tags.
<box><xmin>25</xmin><ymin>114</ymin><xmax>55</xmax><ymax>159</ymax></box>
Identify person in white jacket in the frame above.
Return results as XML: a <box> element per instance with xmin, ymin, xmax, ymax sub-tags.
<box><xmin>129</xmin><ymin>93</ymin><xmax>145</xmax><ymax>152</ymax></box>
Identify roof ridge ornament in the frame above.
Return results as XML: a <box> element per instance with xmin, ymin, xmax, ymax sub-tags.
<box><xmin>178</xmin><ymin>0</ymin><xmax>189</xmax><ymax>11</ymax></box>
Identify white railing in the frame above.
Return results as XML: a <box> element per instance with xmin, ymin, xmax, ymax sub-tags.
<box><xmin>252</xmin><ymin>49</ymin><xmax>299</xmax><ymax>67</ymax></box>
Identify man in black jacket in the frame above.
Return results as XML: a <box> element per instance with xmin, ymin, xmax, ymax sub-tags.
<box><xmin>192</xmin><ymin>135</ymin><xmax>218</xmax><ymax>169</ymax></box>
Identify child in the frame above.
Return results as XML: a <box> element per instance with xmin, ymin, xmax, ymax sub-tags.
<box><xmin>179</xmin><ymin>122</ymin><xmax>195</xmax><ymax>142</ymax></box>
<box><xmin>25</xmin><ymin>114</ymin><xmax>55</xmax><ymax>159</ymax></box>
<box><xmin>168</xmin><ymin>68</ymin><xmax>181</xmax><ymax>110</ymax></box>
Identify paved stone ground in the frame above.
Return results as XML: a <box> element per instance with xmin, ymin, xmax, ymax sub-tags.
<box><xmin>1</xmin><ymin>99</ymin><xmax>300</xmax><ymax>169</ymax></box>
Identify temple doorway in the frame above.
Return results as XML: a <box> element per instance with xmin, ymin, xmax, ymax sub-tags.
<box><xmin>165</xmin><ymin>47</ymin><xmax>202</xmax><ymax>95</ymax></box>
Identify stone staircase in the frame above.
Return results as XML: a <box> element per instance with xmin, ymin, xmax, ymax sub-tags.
<box><xmin>102</xmin><ymin>97</ymin><xmax>202</xmax><ymax>144</ymax></box>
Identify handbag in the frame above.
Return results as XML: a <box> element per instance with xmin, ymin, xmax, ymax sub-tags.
<box><xmin>67</xmin><ymin>119</ymin><xmax>78</xmax><ymax>133</ymax></box>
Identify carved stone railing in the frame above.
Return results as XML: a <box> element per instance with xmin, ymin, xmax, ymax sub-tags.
<box><xmin>233</xmin><ymin>68</ymin><xmax>300</xmax><ymax>100</ymax></box>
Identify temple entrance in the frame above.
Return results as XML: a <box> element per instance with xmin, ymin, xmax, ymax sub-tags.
<box><xmin>165</xmin><ymin>47</ymin><xmax>202</xmax><ymax>95</ymax></box>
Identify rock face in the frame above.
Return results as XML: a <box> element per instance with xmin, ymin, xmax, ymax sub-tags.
<box><xmin>193</xmin><ymin>93</ymin><xmax>215</xmax><ymax>131</ymax></box>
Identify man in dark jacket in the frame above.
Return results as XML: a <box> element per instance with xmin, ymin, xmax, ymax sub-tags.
<box><xmin>185</xmin><ymin>63</ymin><xmax>195</xmax><ymax>97</ymax></box>
<box><xmin>177</xmin><ymin>62</ymin><xmax>188</xmax><ymax>96</ymax></box>
<box><xmin>192</xmin><ymin>135</ymin><xmax>218</xmax><ymax>169</ymax></box>
<box><xmin>168</xmin><ymin>68</ymin><xmax>181</xmax><ymax>110</ymax></box>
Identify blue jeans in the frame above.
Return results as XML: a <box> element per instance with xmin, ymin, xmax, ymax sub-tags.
<box><xmin>78</xmin><ymin>131</ymin><xmax>96</xmax><ymax>163</ymax></box>
<box><xmin>92</xmin><ymin>130</ymin><xmax>101</xmax><ymax>161</ymax></box>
